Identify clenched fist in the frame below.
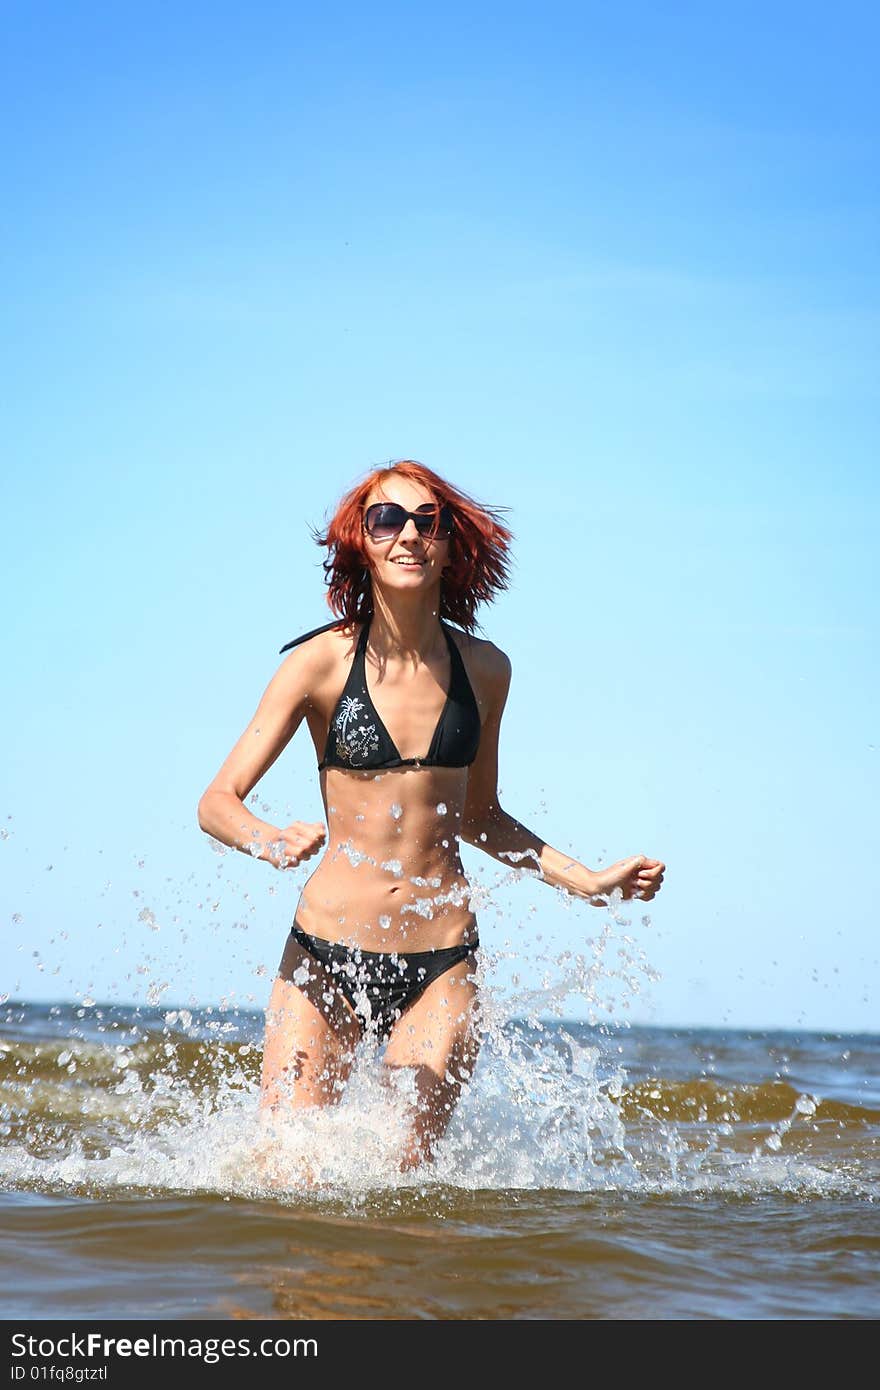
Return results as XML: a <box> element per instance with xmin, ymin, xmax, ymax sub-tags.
<box><xmin>592</xmin><ymin>855</ymin><xmax>665</xmax><ymax>903</ymax></box>
<box><xmin>261</xmin><ymin>821</ymin><xmax>327</xmax><ymax>870</ymax></box>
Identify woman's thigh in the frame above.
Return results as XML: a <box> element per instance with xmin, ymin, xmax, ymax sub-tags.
<box><xmin>260</xmin><ymin>934</ymin><xmax>362</xmax><ymax>1111</ymax></box>
<box><xmin>381</xmin><ymin>953</ymin><xmax>481</xmax><ymax>1103</ymax></box>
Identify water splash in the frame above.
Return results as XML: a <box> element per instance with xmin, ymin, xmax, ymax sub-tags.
<box><xmin>1</xmin><ymin>989</ymin><xmax>874</xmax><ymax>1205</ymax></box>
<box><xmin>3</xmin><ymin>814</ymin><xmax>875</xmax><ymax>1207</ymax></box>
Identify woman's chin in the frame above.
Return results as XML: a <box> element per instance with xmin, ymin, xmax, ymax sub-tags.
<box><xmin>377</xmin><ymin>567</ymin><xmax>439</xmax><ymax>591</ymax></box>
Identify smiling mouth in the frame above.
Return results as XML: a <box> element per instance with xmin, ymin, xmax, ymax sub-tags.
<box><xmin>391</xmin><ymin>558</ymin><xmax>426</xmax><ymax>566</ymax></box>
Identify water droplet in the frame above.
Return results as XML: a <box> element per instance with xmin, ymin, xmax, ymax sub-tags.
<box><xmin>402</xmin><ymin>897</ymin><xmax>435</xmax><ymax>919</ymax></box>
<box><xmin>337</xmin><ymin>839</ymin><xmax>377</xmax><ymax>869</ymax></box>
<box><xmin>436</xmin><ymin>802</ymin><xmax>447</xmax><ymax>815</ymax></box>
<box><xmin>390</xmin><ymin>803</ymin><xmax>403</xmax><ymax>820</ymax></box>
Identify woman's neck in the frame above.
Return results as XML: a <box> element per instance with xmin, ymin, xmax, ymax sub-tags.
<box><xmin>367</xmin><ymin>594</ymin><xmax>445</xmax><ymax>660</ymax></box>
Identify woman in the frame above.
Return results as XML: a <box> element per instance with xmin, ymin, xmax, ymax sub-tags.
<box><xmin>197</xmin><ymin>460</ymin><xmax>665</xmax><ymax>1172</ymax></box>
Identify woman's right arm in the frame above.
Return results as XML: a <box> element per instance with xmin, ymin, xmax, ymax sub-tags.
<box><xmin>196</xmin><ymin>642</ymin><xmax>327</xmax><ymax>870</ymax></box>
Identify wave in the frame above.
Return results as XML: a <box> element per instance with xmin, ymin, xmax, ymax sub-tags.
<box><xmin>2</xmin><ymin>1010</ymin><xmax>878</xmax><ymax>1202</ymax></box>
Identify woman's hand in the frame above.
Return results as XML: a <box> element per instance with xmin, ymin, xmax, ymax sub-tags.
<box><xmin>592</xmin><ymin>855</ymin><xmax>665</xmax><ymax>903</ymax></box>
<box><xmin>260</xmin><ymin>821</ymin><xmax>327</xmax><ymax>870</ymax></box>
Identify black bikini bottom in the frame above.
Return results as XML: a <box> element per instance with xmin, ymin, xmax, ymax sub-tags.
<box><xmin>288</xmin><ymin>920</ymin><xmax>480</xmax><ymax>1042</ymax></box>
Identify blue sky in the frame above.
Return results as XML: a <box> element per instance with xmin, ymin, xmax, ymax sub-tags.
<box><xmin>2</xmin><ymin>1</ymin><xmax>877</xmax><ymax>1030</ymax></box>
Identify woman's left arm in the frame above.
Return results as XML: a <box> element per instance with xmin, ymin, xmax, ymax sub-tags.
<box><xmin>460</xmin><ymin>648</ymin><xmax>665</xmax><ymax>906</ymax></box>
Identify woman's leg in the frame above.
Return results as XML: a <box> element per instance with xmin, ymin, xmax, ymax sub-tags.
<box><xmin>260</xmin><ymin>932</ymin><xmax>363</xmax><ymax>1113</ymax></box>
<box><xmin>380</xmin><ymin>952</ymin><xmax>480</xmax><ymax>1171</ymax></box>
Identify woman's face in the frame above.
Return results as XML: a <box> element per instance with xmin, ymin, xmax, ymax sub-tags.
<box><xmin>362</xmin><ymin>475</ymin><xmax>451</xmax><ymax>601</ymax></box>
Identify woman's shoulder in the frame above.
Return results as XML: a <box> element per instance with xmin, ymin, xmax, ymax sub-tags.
<box><xmin>278</xmin><ymin>619</ymin><xmax>360</xmax><ymax>675</ymax></box>
<box><xmin>448</xmin><ymin>626</ymin><xmax>511</xmax><ymax>683</ymax></box>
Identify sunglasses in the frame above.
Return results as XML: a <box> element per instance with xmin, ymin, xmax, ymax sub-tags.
<box><xmin>363</xmin><ymin>501</ymin><xmax>454</xmax><ymax>542</ymax></box>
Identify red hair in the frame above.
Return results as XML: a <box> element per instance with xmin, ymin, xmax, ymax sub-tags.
<box><xmin>311</xmin><ymin>460</ymin><xmax>514</xmax><ymax>633</ymax></box>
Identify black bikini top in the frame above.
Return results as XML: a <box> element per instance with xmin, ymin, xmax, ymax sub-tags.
<box><xmin>279</xmin><ymin>617</ymin><xmax>482</xmax><ymax>772</ymax></box>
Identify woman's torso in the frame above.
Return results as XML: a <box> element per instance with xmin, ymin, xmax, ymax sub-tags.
<box><xmin>292</xmin><ymin>619</ymin><xmax>491</xmax><ymax>952</ymax></box>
